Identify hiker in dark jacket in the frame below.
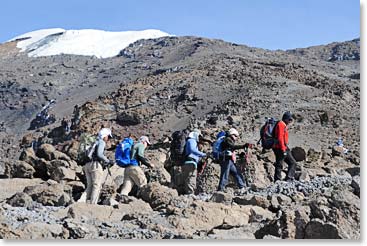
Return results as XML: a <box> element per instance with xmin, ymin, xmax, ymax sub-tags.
<box><xmin>272</xmin><ymin>111</ymin><xmax>297</xmax><ymax>182</ymax></box>
<box><xmin>217</xmin><ymin>128</ymin><xmax>247</xmax><ymax>193</ymax></box>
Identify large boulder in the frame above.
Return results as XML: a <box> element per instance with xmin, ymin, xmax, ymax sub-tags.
<box><xmin>0</xmin><ymin>178</ymin><xmax>43</xmax><ymax>202</ymax></box>
<box><xmin>291</xmin><ymin>147</ymin><xmax>306</xmax><ymax>162</ymax></box>
<box><xmin>23</xmin><ymin>182</ymin><xmax>73</xmax><ymax>206</ymax></box>
<box><xmin>48</xmin><ymin>159</ymin><xmax>76</xmax><ymax>182</ymax></box>
<box><xmin>6</xmin><ymin>192</ymin><xmax>33</xmax><ymax>208</ymax></box>
<box><xmin>36</xmin><ymin>144</ymin><xmax>56</xmax><ymax>160</ymax></box>
<box><xmin>11</xmin><ymin>161</ymin><xmax>35</xmax><ymax>178</ymax></box>
<box><xmin>304</xmin><ymin>219</ymin><xmax>341</xmax><ymax>239</ymax></box>
<box><xmin>66</xmin><ymin>199</ymin><xmax>152</xmax><ymax>223</ymax></box>
<box><xmin>168</xmin><ymin>201</ymin><xmax>274</xmax><ymax>234</ymax></box>
<box><xmin>139</xmin><ymin>182</ymin><xmax>178</xmax><ymax>208</ymax></box>
<box><xmin>19</xmin><ymin>147</ymin><xmax>38</xmax><ymax>166</ymax></box>
<box><xmin>19</xmin><ymin>148</ymin><xmax>49</xmax><ymax>179</ymax></box>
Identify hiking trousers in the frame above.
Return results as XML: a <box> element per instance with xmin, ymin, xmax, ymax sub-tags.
<box><xmin>120</xmin><ymin>165</ymin><xmax>147</xmax><ymax>196</ymax></box>
<box><xmin>218</xmin><ymin>159</ymin><xmax>245</xmax><ymax>191</ymax></box>
<box><xmin>182</xmin><ymin>163</ymin><xmax>197</xmax><ymax>195</ymax></box>
<box><xmin>84</xmin><ymin>161</ymin><xmax>107</xmax><ymax>204</ymax></box>
<box><xmin>273</xmin><ymin>148</ymin><xmax>297</xmax><ymax>182</ymax></box>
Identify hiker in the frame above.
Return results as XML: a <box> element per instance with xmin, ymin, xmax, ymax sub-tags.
<box><xmin>120</xmin><ymin>136</ymin><xmax>154</xmax><ymax>196</ymax></box>
<box><xmin>61</xmin><ymin>117</ymin><xmax>71</xmax><ymax>135</ymax></box>
<box><xmin>182</xmin><ymin>130</ymin><xmax>206</xmax><ymax>195</ymax></box>
<box><xmin>84</xmin><ymin>128</ymin><xmax>114</xmax><ymax>204</ymax></box>
<box><xmin>217</xmin><ymin>128</ymin><xmax>247</xmax><ymax>193</ymax></box>
<box><xmin>272</xmin><ymin>111</ymin><xmax>297</xmax><ymax>182</ymax></box>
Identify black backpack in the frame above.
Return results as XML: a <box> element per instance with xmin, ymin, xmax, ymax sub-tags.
<box><xmin>259</xmin><ymin>118</ymin><xmax>279</xmax><ymax>149</ymax></box>
<box><xmin>170</xmin><ymin>130</ymin><xmax>188</xmax><ymax>163</ymax></box>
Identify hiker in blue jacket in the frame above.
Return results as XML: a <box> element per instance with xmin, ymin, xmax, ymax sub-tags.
<box><xmin>182</xmin><ymin>130</ymin><xmax>206</xmax><ymax>195</ymax></box>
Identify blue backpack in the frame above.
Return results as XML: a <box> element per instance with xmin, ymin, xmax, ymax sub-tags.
<box><xmin>115</xmin><ymin>138</ymin><xmax>135</xmax><ymax>167</ymax></box>
<box><xmin>212</xmin><ymin>131</ymin><xmax>226</xmax><ymax>162</ymax></box>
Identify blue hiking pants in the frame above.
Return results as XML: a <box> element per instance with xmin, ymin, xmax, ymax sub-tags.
<box><xmin>218</xmin><ymin>159</ymin><xmax>245</xmax><ymax>191</ymax></box>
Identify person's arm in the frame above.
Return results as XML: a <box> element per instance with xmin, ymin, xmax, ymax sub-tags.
<box><xmin>96</xmin><ymin>140</ymin><xmax>109</xmax><ymax>163</ymax></box>
<box><xmin>276</xmin><ymin>123</ymin><xmax>287</xmax><ymax>152</ymax></box>
<box><xmin>224</xmin><ymin>137</ymin><xmax>245</xmax><ymax>151</ymax></box>
<box><xmin>136</xmin><ymin>144</ymin><xmax>153</xmax><ymax>168</ymax></box>
<box><xmin>187</xmin><ymin>139</ymin><xmax>206</xmax><ymax>157</ymax></box>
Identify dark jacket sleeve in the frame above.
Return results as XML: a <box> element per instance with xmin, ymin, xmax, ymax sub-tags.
<box><xmin>222</xmin><ymin>137</ymin><xmax>245</xmax><ymax>151</ymax></box>
<box><xmin>136</xmin><ymin>154</ymin><xmax>153</xmax><ymax>168</ymax></box>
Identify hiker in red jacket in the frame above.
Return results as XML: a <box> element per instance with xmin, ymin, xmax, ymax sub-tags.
<box><xmin>272</xmin><ymin>111</ymin><xmax>297</xmax><ymax>182</ymax></box>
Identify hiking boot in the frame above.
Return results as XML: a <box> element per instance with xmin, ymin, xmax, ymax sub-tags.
<box><xmin>285</xmin><ymin>177</ymin><xmax>295</xmax><ymax>182</ymax></box>
<box><xmin>236</xmin><ymin>187</ymin><xmax>247</xmax><ymax>195</ymax></box>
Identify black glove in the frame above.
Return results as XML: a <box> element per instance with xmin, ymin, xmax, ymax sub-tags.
<box><xmin>108</xmin><ymin>160</ymin><xmax>115</xmax><ymax>167</ymax></box>
<box><xmin>103</xmin><ymin>160</ymin><xmax>114</xmax><ymax>169</ymax></box>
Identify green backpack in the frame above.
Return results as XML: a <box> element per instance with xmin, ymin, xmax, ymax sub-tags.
<box><xmin>77</xmin><ymin>133</ymin><xmax>97</xmax><ymax>165</ymax></box>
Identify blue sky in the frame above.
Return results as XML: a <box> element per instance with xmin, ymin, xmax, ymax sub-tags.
<box><xmin>0</xmin><ymin>0</ymin><xmax>360</xmax><ymax>50</ymax></box>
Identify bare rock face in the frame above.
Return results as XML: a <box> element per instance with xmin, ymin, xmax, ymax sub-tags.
<box><xmin>139</xmin><ymin>182</ymin><xmax>178</xmax><ymax>208</ymax></box>
<box><xmin>351</xmin><ymin>175</ymin><xmax>360</xmax><ymax>196</ymax></box>
<box><xmin>234</xmin><ymin>194</ymin><xmax>270</xmax><ymax>209</ymax></box>
<box><xmin>23</xmin><ymin>182</ymin><xmax>73</xmax><ymax>206</ymax></box>
<box><xmin>17</xmin><ymin>222</ymin><xmax>66</xmax><ymax>239</ymax></box>
<box><xmin>7</xmin><ymin>192</ymin><xmax>33</xmax><ymax>208</ymax></box>
<box><xmin>0</xmin><ymin>159</ymin><xmax>8</xmax><ymax>177</ymax></box>
<box><xmin>210</xmin><ymin>191</ymin><xmax>233</xmax><ymax>205</ymax></box>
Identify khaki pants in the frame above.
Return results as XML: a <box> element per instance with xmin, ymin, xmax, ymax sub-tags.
<box><xmin>83</xmin><ymin>161</ymin><xmax>107</xmax><ymax>204</ymax></box>
<box><xmin>182</xmin><ymin>163</ymin><xmax>197</xmax><ymax>195</ymax></box>
<box><xmin>120</xmin><ymin>165</ymin><xmax>147</xmax><ymax>196</ymax></box>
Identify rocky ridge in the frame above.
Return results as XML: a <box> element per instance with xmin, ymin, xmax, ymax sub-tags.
<box><xmin>0</xmin><ymin>35</ymin><xmax>360</xmax><ymax>239</ymax></box>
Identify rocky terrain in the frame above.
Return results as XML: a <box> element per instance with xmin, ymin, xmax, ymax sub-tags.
<box><xmin>0</xmin><ymin>35</ymin><xmax>360</xmax><ymax>239</ymax></box>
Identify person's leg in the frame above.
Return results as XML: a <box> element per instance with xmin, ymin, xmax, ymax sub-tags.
<box><xmin>273</xmin><ymin>149</ymin><xmax>284</xmax><ymax>182</ymax></box>
<box><xmin>120</xmin><ymin>167</ymin><xmax>134</xmax><ymax>195</ymax></box>
<box><xmin>83</xmin><ymin>164</ymin><xmax>92</xmax><ymax>203</ymax></box>
<box><xmin>217</xmin><ymin>160</ymin><xmax>230</xmax><ymax>191</ymax></box>
<box><xmin>185</xmin><ymin>164</ymin><xmax>197</xmax><ymax>194</ymax></box>
<box><xmin>285</xmin><ymin>149</ymin><xmax>297</xmax><ymax>180</ymax></box>
<box><xmin>129</xmin><ymin>166</ymin><xmax>147</xmax><ymax>188</ymax></box>
<box><xmin>229</xmin><ymin>161</ymin><xmax>245</xmax><ymax>189</ymax></box>
<box><xmin>90</xmin><ymin>161</ymin><xmax>105</xmax><ymax>204</ymax></box>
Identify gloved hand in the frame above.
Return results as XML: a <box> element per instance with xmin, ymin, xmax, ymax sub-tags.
<box><xmin>283</xmin><ymin>151</ymin><xmax>287</xmax><ymax>157</ymax></box>
<box><xmin>103</xmin><ymin>160</ymin><xmax>114</xmax><ymax>169</ymax></box>
<box><xmin>243</xmin><ymin>143</ymin><xmax>249</xmax><ymax>149</ymax></box>
<box><xmin>108</xmin><ymin>160</ymin><xmax>115</xmax><ymax>167</ymax></box>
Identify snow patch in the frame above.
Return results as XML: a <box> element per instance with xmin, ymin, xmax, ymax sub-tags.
<box><xmin>9</xmin><ymin>28</ymin><xmax>171</xmax><ymax>58</ymax></box>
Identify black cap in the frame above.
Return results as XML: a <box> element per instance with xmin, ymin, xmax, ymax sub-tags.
<box><xmin>282</xmin><ymin>111</ymin><xmax>293</xmax><ymax>121</ymax></box>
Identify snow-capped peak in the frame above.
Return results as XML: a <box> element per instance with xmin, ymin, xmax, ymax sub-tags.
<box><xmin>9</xmin><ymin>28</ymin><xmax>171</xmax><ymax>58</ymax></box>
